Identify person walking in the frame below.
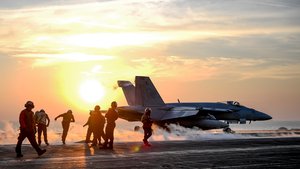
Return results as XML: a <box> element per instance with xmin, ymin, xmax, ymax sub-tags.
<box><xmin>55</xmin><ymin>110</ymin><xmax>75</xmax><ymax>144</ymax></box>
<box><xmin>15</xmin><ymin>101</ymin><xmax>46</xmax><ymax>157</ymax></box>
<box><xmin>141</xmin><ymin>107</ymin><xmax>153</xmax><ymax>146</ymax></box>
<box><xmin>101</xmin><ymin>101</ymin><xmax>118</xmax><ymax>149</ymax></box>
<box><xmin>34</xmin><ymin>109</ymin><xmax>50</xmax><ymax>146</ymax></box>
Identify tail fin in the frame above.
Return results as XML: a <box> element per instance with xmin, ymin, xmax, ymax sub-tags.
<box><xmin>135</xmin><ymin>76</ymin><xmax>165</xmax><ymax>106</ymax></box>
<box><xmin>117</xmin><ymin>81</ymin><xmax>135</xmax><ymax>106</ymax></box>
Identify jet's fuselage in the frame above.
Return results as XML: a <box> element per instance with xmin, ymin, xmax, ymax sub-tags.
<box><xmin>167</xmin><ymin>102</ymin><xmax>272</xmax><ymax>123</ymax></box>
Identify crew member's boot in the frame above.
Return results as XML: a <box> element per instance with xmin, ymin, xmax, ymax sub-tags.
<box><xmin>38</xmin><ymin>149</ymin><xmax>47</xmax><ymax>156</ymax></box>
<box><xmin>100</xmin><ymin>141</ymin><xmax>108</xmax><ymax>149</ymax></box>
<box><xmin>108</xmin><ymin>141</ymin><xmax>113</xmax><ymax>149</ymax></box>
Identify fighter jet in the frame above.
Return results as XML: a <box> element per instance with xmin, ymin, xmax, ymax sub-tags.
<box><xmin>117</xmin><ymin>76</ymin><xmax>272</xmax><ymax>131</ymax></box>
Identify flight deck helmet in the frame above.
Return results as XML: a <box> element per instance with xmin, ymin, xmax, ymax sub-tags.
<box><xmin>144</xmin><ymin>107</ymin><xmax>152</xmax><ymax>115</ymax></box>
<box><xmin>25</xmin><ymin>101</ymin><xmax>34</xmax><ymax>108</ymax></box>
<box><xmin>94</xmin><ymin>105</ymin><xmax>100</xmax><ymax>111</ymax></box>
<box><xmin>111</xmin><ymin>101</ymin><xmax>117</xmax><ymax>108</ymax></box>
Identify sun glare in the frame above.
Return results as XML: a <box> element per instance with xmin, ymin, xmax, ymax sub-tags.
<box><xmin>79</xmin><ymin>79</ymin><xmax>105</xmax><ymax>103</ymax></box>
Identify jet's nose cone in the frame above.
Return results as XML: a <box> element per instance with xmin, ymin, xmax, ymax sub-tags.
<box><xmin>258</xmin><ymin>111</ymin><xmax>272</xmax><ymax>120</ymax></box>
<box><xmin>264</xmin><ymin>114</ymin><xmax>272</xmax><ymax>120</ymax></box>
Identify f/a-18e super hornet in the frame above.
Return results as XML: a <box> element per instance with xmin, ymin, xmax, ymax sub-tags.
<box><xmin>117</xmin><ymin>76</ymin><xmax>272</xmax><ymax>131</ymax></box>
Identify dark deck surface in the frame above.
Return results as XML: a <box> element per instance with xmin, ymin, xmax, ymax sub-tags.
<box><xmin>0</xmin><ymin>137</ymin><xmax>299</xmax><ymax>168</ymax></box>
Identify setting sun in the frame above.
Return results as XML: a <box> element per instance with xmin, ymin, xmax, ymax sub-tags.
<box><xmin>79</xmin><ymin>79</ymin><xmax>105</xmax><ymax>104</ymax></box>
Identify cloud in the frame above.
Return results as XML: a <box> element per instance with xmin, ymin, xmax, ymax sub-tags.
<box><xmin>127</xmin><ymin>55</ymin><xmax>300</xmax><ymax>81</ymax></box>
<box><xmin>0</xmin><ymin>0</ymin><xmax>299</xmax><ymax>79</ymax></box>
<box><xmin>163</xmin><ymin>34</ymin><xmax>300</xmax><ymax>61</ymax></box>
<box><xmin>14</xmin><ymin>53</ymin><xmax>114</xmax><ymax>67</ymax></box>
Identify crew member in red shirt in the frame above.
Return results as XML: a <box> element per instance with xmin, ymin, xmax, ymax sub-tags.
<box><xmin>15</xmin><ymin>101</ymin><xmax>46</xmax><ymax>157</ymax></box>
<box><xmin>141</xmin><ymin>107</ymin><xmax>153</xmax><ymax>146</ymax></box>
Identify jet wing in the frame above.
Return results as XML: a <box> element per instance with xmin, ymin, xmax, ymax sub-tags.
<box><xmin>160</xmin><ymin>107</ymin><xmax>199</xmax><ymax>120</ymax></box>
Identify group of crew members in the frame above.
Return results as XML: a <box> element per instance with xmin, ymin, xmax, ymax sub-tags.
<box><xmin>83</xmin><ymin>101</ymin><xmax>118</xmax><ymax>149</ymax></box>
<box><xmin>15</xmin><ymin>100</ymin><xmax>153</xmax><ymax>158</ymax></box>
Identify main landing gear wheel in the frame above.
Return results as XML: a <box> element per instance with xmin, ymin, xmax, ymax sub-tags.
<box><xmin>223</xmin><ymin>127</ymin><xmax>235</xmax><ymax>134</ymax></box>
<box><xmin>134</xmin><ymin>126</ymin><xmax>140</xmax><ymax>131</ymax></box>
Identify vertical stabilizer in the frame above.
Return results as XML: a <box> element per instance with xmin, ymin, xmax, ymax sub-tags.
<box><xmin>117</xmin><ymin>81</ymin><xmax>135</xmax><ymax>106</ymax></box>
<box><xmin>135</xmin><ymin>76</ymin><xmax>165</xmax><ymax>106</ymax></box>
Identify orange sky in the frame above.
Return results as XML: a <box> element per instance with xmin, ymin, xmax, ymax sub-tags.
<box><xmin>0</xmin><ymin>0</ymin><xmax>300</xmax><ymax>122</ymax></box>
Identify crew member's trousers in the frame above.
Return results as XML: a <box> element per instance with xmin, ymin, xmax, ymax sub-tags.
<box><xmin>37</xmin><ymin>123</ymin><xmax>48</xmax><ymax>144</ymax></box>
<box><xmin>62</xmin><ymin>121</ymin><xmax>70</xmax><ymax>143</ymax></box>
<box><xmin>104</xmin><ymin>123</ymin><xmax>116</xmax><ymax>148</ymax></box>
<box><xmin>15</xmin><ymin>129</ymin><xmax>43</xmax><ymax>155</ymax></box>
<box><xmin>143</xmin><ymin>127</ymin><xmax>152</xmax><ymax>142</ymax></box>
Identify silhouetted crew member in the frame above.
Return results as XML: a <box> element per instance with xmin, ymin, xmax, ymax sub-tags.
<box><xmin>141</xmin><ymin>107</ymin><xmax>153</xmax><ymax>146</ymax></box>
<box><xmin>15</xmin><ymin>101</ymin><xmax>46</xmax><ymax>157</ymax></box>
<box><xmin>34</xmin><ymin>109</ymin><xmax>50</xmax><ymax>146</ymax></box>
<box><xmin>91</xmin><ymin>105</ymin><xmax>105</xmax><ymax>146</ymax></box>
<box><xmin>102</xmin><ymin>101</ymin><xmax>118</xmax><ymax>149</ymax></box>
<box><xmin>55</xmin><ymin>110</ymin><xmax>75</xmax><ymax>144</ymax></box>
<box><xmin>83</xmin><ymin>112</ymin><xmax>93</xmax><ymax>143</ymax></box>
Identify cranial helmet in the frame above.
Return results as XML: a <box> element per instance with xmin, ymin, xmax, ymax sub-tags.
<box><xmin>145</xmin><ymin>107</ymin><xmax>152</xmax><ymax>113</ymax></box>
<box><xmin>25</xmin><ymin>101</ymin><xmax>34</xmax><ymax>108</ymax></box>
<box><xmin>111</xmin><ymin>101</ymin><xmax>117</xmax><ymax>108</ymax></box>
<box><xmin>94</xmin><ymin>105</ymin><xmax>100</xmax><ymax>111</ymax></box>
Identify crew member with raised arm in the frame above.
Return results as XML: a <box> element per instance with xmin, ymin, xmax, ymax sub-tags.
<box><xmin>55</xmin><ymin>110</ymin><xmax>75</xmax><ymax>144</ymax></box>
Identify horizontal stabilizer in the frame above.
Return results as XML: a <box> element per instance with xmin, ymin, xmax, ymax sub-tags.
<box><xmin>118</xmin><ymin>81</ymin><xmax>134</xmax><ymax>87</ymax></box>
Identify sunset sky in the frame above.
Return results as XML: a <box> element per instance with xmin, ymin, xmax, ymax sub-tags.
<box><xmin>0</xmin><ymin>0</ymin><xmax>299</xmax><ymax>122</ymax></box>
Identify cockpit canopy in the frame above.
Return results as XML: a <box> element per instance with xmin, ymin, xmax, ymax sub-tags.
<box><xmin>226</xmin><ymin>101</ymin><xmax>240</xmax><ymax>106</ymax></box>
